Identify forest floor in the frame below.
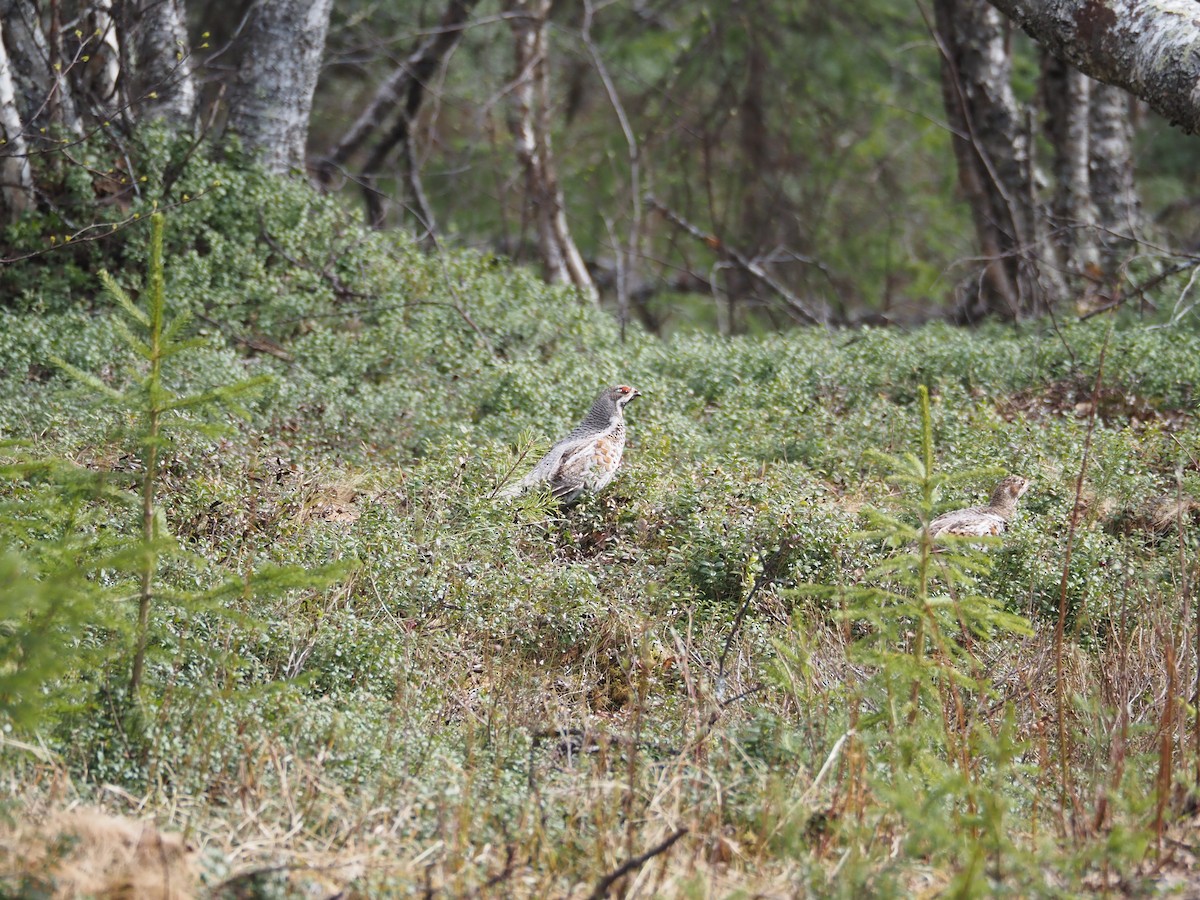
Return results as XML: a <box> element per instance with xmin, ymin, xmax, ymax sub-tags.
<box><xmin>2</xmin><ymin>203</ymin><xmax>1199</xmax><ymax>896</ymax></box>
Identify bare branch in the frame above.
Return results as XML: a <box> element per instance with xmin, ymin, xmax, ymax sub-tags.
<box><xmin>581</xmin><ymin>0</ymin><xmax>641</xmax><ymax>339</ymax></box>
<box><xmin>647</xmin><ymin>195</ymin><xmax>825</xmax><ymax>325</ymax></box>
<box><xmin>584</xmin><ymin>828</ymin><xmax>688</xmax><ymax>900</ymax></box>
<box><xmin>320</xmin><ymin>0</ymin><xmax>479</xmax><ymax>176</ymax></box>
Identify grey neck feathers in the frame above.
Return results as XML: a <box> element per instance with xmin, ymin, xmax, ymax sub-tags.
<box><xmin>563</xmin><ymin>395</ymin><xmax>619</xmax><ymax>441</ymax></box>
<box><xmin>988</xmin><ymin>488</ymin><xmax>1018</xmax><ymax>519</ymax></box>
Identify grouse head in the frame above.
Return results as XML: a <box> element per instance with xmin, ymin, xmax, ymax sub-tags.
<box><xmin>583</xmin><ymin>384</ymin><xmax>640</xmax><ymax>427</ymax></box>
<box><xmin>988</xmin><ymin>475</ymin><xmax>1031</xmax><ymax>514</ymax></box>
<box><xmin>610</xmin><ymin>384</ymin><xmax>640</xmax><ymax>410</ymax></box>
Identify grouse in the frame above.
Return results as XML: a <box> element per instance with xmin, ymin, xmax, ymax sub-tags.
<box><xmin>927</xmin><ymin>475</ymin><xmax>1031</xmax><ymax>539</ymax></box>
<box><xmin>499</xmin><ymin>385</ymin><xmax>641</xmax><ymax>503</ymax></box>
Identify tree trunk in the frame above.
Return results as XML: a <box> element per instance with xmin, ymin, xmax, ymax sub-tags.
<box><xmin>1088</xmin><ymin>82</ymin><xmax>1140</xmax><ymax>279</ymax></box>
<box><xmin>129</xmin><ymin>0</ymin><xmax>196</xmax><ymax>126</ymax></box>
<box><xmin>1041</xmin><ymin>55</ymin><xmax>1141</xmax><ymax>301</ymax></box>
<box><xmin>986</xmin><ymin>0</ymin><xmax>1200</xmax><ymax>134</ymax></box>
<box><xmin>505</xmin><ymin>0</ymin><xmax>597</xmax><ymax>302</ymax></box>
<box><xmin>1043</xmin><ymin>54</ymin><xmax>1098</xmax><ymax>275</ymax></box>
<box><xmin>81</xmin><ymin>0</ymin><xmax>123</xmax><ymax>113</ymax></box>
<box><xmin>934</xmin><ymin>0</ymin><xmax>1066</xmax><ymax>320</ymax></box>
<box><xmin>0</xmin><ymin>0</ymin><xmax>80</xmax><ymax>134</ymax></box>
<box><xmin>0</xmin><ymin>18</ymin><xmax>34</xmax><ymax>221</ymax></box>
<box><xmin>226</xmin><ymin>0</ymin><xmax>333</xmax><ymax>175</ymax></box>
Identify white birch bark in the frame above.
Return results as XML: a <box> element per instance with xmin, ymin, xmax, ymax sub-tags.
<box><xmin>83</xmin><ymin>1</ymin><xmax>122</xmax><ymax>110</ymax></box>
<box><xmin>1041</xmin><ymin>52</ymin><xmax>1140</xmax><ymax>284</ymax></box>
<box><xmin>935</xmin><ymin>0</ymin><xmax>1067</xmax><ymax>318</ymax></box>
<box><xmin>505</xmin><ymin>0</ymin><xmax>597</xmax><ymax>302</ymax></box>
<box><xmin>1061</xmin><ymin>69</ymin><xmax>1095</xmax><ymax>267</ymax></box>
<box><xmin>0</xmin><ymin>0</ymin><xmax>80</xmax><ymax>133</ymax></box>
<box><xmin>226</xmin><ymin>0</ymin><xmax>334</xmax><ymax>175</ymax></box>
<box><xmin>130</xmin><ymin>0</ymin><xmax>194</xmax><ymax>124</ymax></box>
<box><xmin>0</xmin><ymin>18</ymin><xmax>34</xmax><ymax>220</ymax></box>
<box><xmin>1044</xmin><ymin>57</ymin><xmax>1098</xmax><ymax>271</ymax></box>
<box><xmin>987</xmin><ymin>0</ymin><xmax>1200</xmax><ymax>134</ymax></box>
<box><xmin>1089</xmin><ymin>82</ymin><xmax>1140</xmax><ymax>246</ymax></box>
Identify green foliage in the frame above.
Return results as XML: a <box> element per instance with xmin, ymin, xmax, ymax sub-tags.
<box><xmin>0</xmin><ymin>452</ymin><xmax>127</xmax><ymax>727</ymax></box>
<box><xmin>1</xmin><ymin>171</ymin><xmax>1197</xmax><ymax>894</ymax></box>
<box><xmin>0</xmin><ymin>214</ymin><xmax>348</xmax><ymax>778</ymax></box>
<box><xmin>53</xmin><ymin>213</ymin><xmax>273</xmax><ymax>695</ymax></box>
<box><xmin>775</xmin><ymin>389</ymin><xmax>1043</xmax><ymax>893</ymax></box>
<box><xmin>315</xmin><ymin>0</ymin><xmax>974</xmax><ymax>326</ymax></box>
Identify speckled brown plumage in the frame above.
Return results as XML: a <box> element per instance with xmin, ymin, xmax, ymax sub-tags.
<box><xmin>928</xmin><ymin>475</ymin><xmax>1031</xmax><ymax>539</ymax></box>
<box><xmin>499</xmin><ymin>385</ymin><xmax>640</xmax><ymax>504</ymax></box>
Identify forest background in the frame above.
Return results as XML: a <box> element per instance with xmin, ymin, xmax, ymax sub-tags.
<box><xmin>2</xmin><ymin>0</ymin><xmax>1200</xmax><ymax>896</ymax></box>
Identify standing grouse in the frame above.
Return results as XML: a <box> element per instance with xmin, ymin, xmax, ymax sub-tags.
<box><xmin>499</xmin><ymin>385</ymin><xmax>641</xmax><ymax>503</ymax></box>
<box><xmin>927</xmin><ymin>475</ymin><xmax>1031</xmax><ymax>539</ymax></box>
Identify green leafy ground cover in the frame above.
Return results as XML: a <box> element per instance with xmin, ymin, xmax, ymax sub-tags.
<box><xmin>1</xmin><ymin>172</ymin><xmax>1199</xmax><ymax>896</ymax></box>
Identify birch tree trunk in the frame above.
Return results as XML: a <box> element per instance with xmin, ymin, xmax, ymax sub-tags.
<box><xmin>505</xmin><ymin>0</ymin><xmax>597</xmax><ymax>303</ymax></box>
<box><xmin>0</xmin><ymin>0</ymin><xmax>80</xmax><ymax>134</ymax></box>
<box><xmin>129</xmin><ymin>0</ymin><xmax>196</xmax><ymax>125</ymax></box>
<box><xmin>1043</xmin><ymin>55</ymin><xmax>1098</xmax><ymax>274</ymax></box>
<box><xmin>986</xmin><ymin>0</ymin><xmax>1200</xmax><ymax>134</ymax></box>
<box><xmin>226</xmin><ymin>0</ymin><xmax>333</xmax><ymax>175</ymax></box>
<box><xmin>934</xmin><ymin>0</ymin><xmax>1066</xmax><ymax>320</ymax></box>
<box><xmin>1041</xmin><ymin>52</ymin><xmax>1141</xmax><ymax>296</ymax></box>
<box><xmin>1088</xmin><ymin>82</ymin><xmax>1140</xmax><ymax>277</ymax></box>
<box><xmin>0</xmin><ymin>18</ymin><xmax>34</xmax><ymax>221</ymax></box>
<box><xmin>81</xmin><ymin>0</ymin><xmax>123</xmax><ymax>112</ymax></box>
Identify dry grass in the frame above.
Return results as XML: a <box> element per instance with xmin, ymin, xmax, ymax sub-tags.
<box><xmin>0</xmin><ymin>807</ymin><xmax>195</xmax><ymax>899</ymax></box>
<box><xmin>4</xmin><ymin>598</ymin><xmax>1200</xmax><ymax>896</ymax></box>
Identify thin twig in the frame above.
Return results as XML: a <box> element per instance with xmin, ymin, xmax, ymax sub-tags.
<box><xmin>490</xmin><ymin>438</ymin><xmax>538</xmax><ymax>498</ymax></box>
<box><xmin>1150</xmin><ymin>262</ymin><xmax>1200</xmax><ymax>330</ymax></box>
<box><xmin>1053</xmin><ymin>324</ymin><xmax>1112</xmax><ymax>834</ymax></box>
<box><xmin>196</xmin><ymin>313</ymin><xmax>294</xmax><ymax>362</ymax></box>
<box><xmin>473</xmin><ymin>846</ymin><xmax>517</xmax><ymax>895</ymax></box>
<box><xmin>0</xmin><ymin>186</ymin><xmax>219</xmax><ymax>264</ymax></box>
<box><xmin>161</xmin><ymin>84</ymin><xmax>226</xmax><ymax>198</ymax></box>
<box><xmin>717</xmin><ymin>537</ymin><xmax>798</xmax><ymax>685</ymax></box>
<box><xmin>719</xmin><ymin>683</ymin><xmax>766</xmax><ymax>709</ymax></box>
<box><xmin>1081</xmin><ymin>259</ymin><xmax>1198</xmax><ymax>321</ymax></box>
<box><xmin>646</xmin><ymin>195</ymin><xmax>825</xmax><ymax>326</ymax></box>
<box><xmin>1173</xmin><ymin>463</ymin><xmax>1193</xmax><ymax>782</ymax></box>
<box><xmin>256</xmin><ymin>213</ymin><xmax>373</xmax><ymax>302</ymax></box>
<box><xmin>585</xmin><ymin>828</ymin><xmax>688</xmax><ymax>900</ymax></box>
<box><xmin>803</xmin><ymin>729</ymin><xmax>855</xmax><ymax>803</ymax></box>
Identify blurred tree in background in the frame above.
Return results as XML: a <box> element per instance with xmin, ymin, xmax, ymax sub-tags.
<box><xmin>2</xmin><ymin>0</ymin><xmax>1199</xmax><ymax>330</ymax></box>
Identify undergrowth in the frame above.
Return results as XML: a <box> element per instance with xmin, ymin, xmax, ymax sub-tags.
<box><xmin>0</xmin><ymin>172</ymin><xmax>1198</xmax><ymax>896</ymax></box>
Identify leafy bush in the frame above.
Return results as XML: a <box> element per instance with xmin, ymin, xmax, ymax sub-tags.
<box><xmin>2</xmin><ymin>169</ymin><xmax>1198</xmax><ymax>895</ymax></box>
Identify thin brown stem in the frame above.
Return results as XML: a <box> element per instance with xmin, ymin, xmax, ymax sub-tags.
<box><xmin>1053</xmin><ymin>325</ymin><xmax>1111</xmax><ymax>835</ymax></box>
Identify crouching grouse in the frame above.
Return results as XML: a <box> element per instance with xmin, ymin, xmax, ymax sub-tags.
<box><xmin>927</xmin><ymin>474</ymin><xmax>1031</xmax><ymax>539</ymax></box>
<box><xmin>499</xmin><ymin>385</ymin><xmax>641</xmax><ymax>504</ymax></box>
